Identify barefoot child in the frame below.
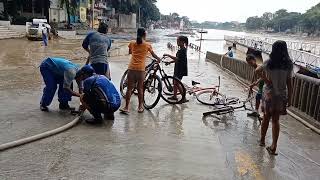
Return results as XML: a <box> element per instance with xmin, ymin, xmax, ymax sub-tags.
<box><xmin>163</xmin><ymin>36</ymin><xmax>189</xmax><ymax>102</ymax></box>
<box><xmin>256</xmin><ymin>40</ymin><xmax>293</xmax><ymax>156</ymax></box>
<box><xmin>246</xmin><ymin>54</ymin><xmax>264</xmax><ymax>119</ymax></box>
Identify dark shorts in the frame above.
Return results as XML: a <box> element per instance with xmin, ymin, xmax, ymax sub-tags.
<box><xmin>174</xmin><ymin>74</ymin><xmax>184</xmax><ymax>80</ymax></box>
<box><xmin>91</xmin><ymin>63</ymin><xmax>110</xmax><ymax>78</ymax></box>
<box><xmin>83</xmin><ymin>90</ymin><xmax>117</xmax><ymax>114</ymax></box>
<box><xmin>256</xmin><ymin>93</ymin><xmax>262</xmax><ymax>102</ymax></box>
<box><xmin>128</xmin><ymin>70</ymin><xmax>145</xmax><ymax>84</ymax></box>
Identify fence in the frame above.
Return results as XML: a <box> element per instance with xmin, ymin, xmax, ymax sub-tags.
<box><xmin>206</xmin><ymin>51</ymin><xmax>320</xmax><ymax>127</ymax></box>
<box><xmin>224</xmin><ymin>35</ymin><xmax>320</xmax><ymax>68</ymax></box>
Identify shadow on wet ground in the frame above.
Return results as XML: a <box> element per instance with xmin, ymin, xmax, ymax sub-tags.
<box><xmin>0</xmin><ymin>38</ymin><xmax>319</xmax><ymax>180</ymax></box>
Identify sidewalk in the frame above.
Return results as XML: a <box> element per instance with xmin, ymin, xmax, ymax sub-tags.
<box><xmin>0</xmin><ymin>38</ymin><xmax>319</xmax><ymax>179</ymax></box>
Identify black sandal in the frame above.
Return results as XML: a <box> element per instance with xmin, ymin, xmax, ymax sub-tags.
<box><xmin>266</xmin><ymin>146</ymin><xmax>278</xmax><ymax>156</ymax></box>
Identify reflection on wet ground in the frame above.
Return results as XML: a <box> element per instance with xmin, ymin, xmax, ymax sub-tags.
<box><xmin>0</xmin><ymin>38</ymin><xmax>319</xmax><ymax>179</ymax></box>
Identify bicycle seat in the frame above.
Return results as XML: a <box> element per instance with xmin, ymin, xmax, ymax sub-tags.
<box><xmin>192</xmin><ymin>81</ymin><xmax>200</xmax><ymax>86</ymax></box>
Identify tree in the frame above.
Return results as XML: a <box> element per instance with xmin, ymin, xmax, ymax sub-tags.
<box><xmin>246</xmin><ymin>16</ymin><xmax>263</xmax><ymax>30</ymax></box>
<box><xmin>301</xmin><ymin>3</ymin><xmax>320</xmax><ymax>34</ymax></box>
<box><xmin>137</xmin><ymin>0</ymin><xmax>160</xmax><ymax>27</ymax></box>
<box><xmin>261</xmin><ymin>12</ymin><xmax>273</xmax><ymax>30</ymax></box>
<box><xmin>59</xmin><ymin>0</ymin><xmax>78</xmax><ymax>27</ymax></box>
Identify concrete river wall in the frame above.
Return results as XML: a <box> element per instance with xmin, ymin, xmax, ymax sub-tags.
<box><xmin>206</xmin><ymin>51</ymin><xmax>320</xmax><ymax>129</ymax></box>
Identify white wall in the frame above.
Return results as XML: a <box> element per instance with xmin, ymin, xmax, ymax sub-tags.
<box><xmin>49</xmin><ymin>8</ymin><xmax>67</xmax><ymax>23</ymax></box>
<box><xmin>9</xmin><ymin>25</ymin><xmax>26</xmax><ymax>35</ymax></box>
<box><xmin>0</xmin><ymin>21</ymin><xmax>10</xmax><ymax>27</ymax></box>
<box><xmin>118</xmin><ymin>14</ymin><xmax>136</xmax><ymax>29</ymax></box>
<box><xmin>49</xmin><ymin>0</ymin><xmax>67</xmax><ymax>23</ymax></box>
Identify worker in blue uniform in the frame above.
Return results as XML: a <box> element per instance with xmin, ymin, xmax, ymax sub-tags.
<box><xmin>39</xmin><ymin>57</ymin><xmax>81</xmax><ymax>111</ymax></box>
<box><xmin>75</xmin><ymin>65</ymin><xmax>121</xmax><ymax>124</ymax></box>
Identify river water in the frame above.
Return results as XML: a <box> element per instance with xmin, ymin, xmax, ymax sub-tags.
<box><xmin>150</xmin><ymin>28</ymin><xmax>320</xmax><ymax>63</ymax></box>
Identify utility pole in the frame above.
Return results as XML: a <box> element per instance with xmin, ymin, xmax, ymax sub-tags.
<box><xmin>91</xmin><ymin>0</ymin><xmax>94</xmax><ymax>29</ymax></box>
<box><xmin>138</xmin><ymin>6</ymin><xmax>141</xmax><ymax>28</ymax></box>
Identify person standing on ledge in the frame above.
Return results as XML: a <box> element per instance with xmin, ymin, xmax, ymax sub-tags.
<box><xmin>82</xmin><ymin>22</ymin><xmax>112</xmax><ymax>79</ymax></box>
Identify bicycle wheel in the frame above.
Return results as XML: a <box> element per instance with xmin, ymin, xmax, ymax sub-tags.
<box><xmin>162</xmin><ymin>83</ymin><xmax>185</xmax><ymax>96</ymax></box>
<box><xmin>119</xmin><ymin>69</ymin><xmax>128</xmax><ymax>98</ymax></box>
<box><xmin>161</xmin><ymin>76</ymin><xmax>186</xmax><ymax>104</ymax></box>
<box><xmin>196</xmin><ymin>89</ymin><xmax>224</xmax><ymax>106</ymax></box>
<box><xmin>143</xmin><ymin>74</ymin><xmax>162</xmax><ymax>109</ymax></box>
<box><xmin>120</xmin><ymin>69</ymin><xmax>138</xmax><ymax>98</ymax></box>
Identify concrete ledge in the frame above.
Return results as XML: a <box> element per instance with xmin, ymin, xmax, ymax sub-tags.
<box><xmin>0</xmin><ymin>21</ymin><xmax>10</xmax><ymax>27</ymax></box>
<box><xmin>58</xmin><ymin>30</ymin><xmax>76</xmax><ymax>38</ymax></box>
<box><xmin>289</xmin><ymin>107</ymin><xmax>320</xmax><ymax>130</ymax></box>
<box><xmin>9</xmin><ymin>25</ymin><xmax>26</xmax><ymax>36</ymax></box>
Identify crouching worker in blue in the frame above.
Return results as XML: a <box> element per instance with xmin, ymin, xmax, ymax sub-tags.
<box><xmin>75</xmin><ymin>65</ymin><xmax>121</xmax><ymax>124</ymax></box>
<box><xmin>40</xmin><ymin>57</ymin><xmax>81</xmax><ymax>111</ymax></box>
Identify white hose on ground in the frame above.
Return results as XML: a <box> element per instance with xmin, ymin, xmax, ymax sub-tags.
<box><xmin>219</xmin><ymin>55</ymin><xmax>320</xmax><ymax>135</ymax></box>
<box><xmin>0</xmin><ymin>115</ymin><xmax>82</xmax><ymax>151</ymax></box>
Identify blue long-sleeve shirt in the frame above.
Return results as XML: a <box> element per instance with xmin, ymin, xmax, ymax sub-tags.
<box><xmin>83</xmin><ymin>75</ymin><xmax>121</xmax><ymax>109</ymax></box>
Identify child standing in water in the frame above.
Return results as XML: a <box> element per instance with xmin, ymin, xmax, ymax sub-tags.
<box><xmin>246</xmin><ymin>54</ymin><xmax>264</xmax><ymax>120</ymax></box>
<box><xmin>163</xmin><ymin>36</ymin><xmax>189</xmax><ymax>102</ymax></box>
<box><xmin>256</xmin><ymin>40</ymin><xmax>293</xmax><ymax>156</ymax></box>
<box><xmin>120</xmin><ymin>28</ymin><xmax>161</xmax><ymax>114</ymax></box>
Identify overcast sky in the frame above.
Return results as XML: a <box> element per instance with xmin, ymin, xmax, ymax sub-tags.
<box><xmin>156</xmin><ymin>0</ymin><xmax>319</xmax><ymax>23</ymax></box>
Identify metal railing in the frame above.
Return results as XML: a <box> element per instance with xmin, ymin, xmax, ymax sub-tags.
<box><xmin>206</xmin><ymin>51</ymin><xmax>320</xmax><ymax>124</ymax></box>
<box><xmin>224</xmin><ymin>35</ymin><xmax>320</xmax><ymax>68</ymax></box>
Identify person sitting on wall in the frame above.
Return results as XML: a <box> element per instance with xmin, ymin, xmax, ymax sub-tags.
<box><xmin>225</xmin><ymin>46</ymin><xmax>234</xmax><ymax>58</ymax></box>
<box><xmin>75</xmin><ymin>65</ymin><xmax>121</xmax><ymax>124</ymax></box>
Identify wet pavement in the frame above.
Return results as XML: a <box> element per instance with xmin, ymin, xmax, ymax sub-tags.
<box><xmin>0</xmin><ymin>37</ymin><xmax>320</xmax><ymax>180</ymax></box>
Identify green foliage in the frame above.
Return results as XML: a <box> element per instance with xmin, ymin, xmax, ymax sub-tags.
<box><xmin>108</xmin><ymin>0</ymin><xmax>160</xmax><ymax>27</ymax></box>
<box><xmin>246</xmin><ymin>16</ymin><xmax>263</xmax><ymax>30</ymax></box>
<box><xmin>59</xmin><ymin>0</ymin><xmax>78</xmax><ymax>27</ymax></box>
<box><xmin>192</xmin><ymin>21</ymin><xmax>244</xmax><ymax>31</ymax></box>
<box><xmin>245</xmin><ymin>3</ymin><xmax>320</xmax><ymax>34</ymax></box>
<box><xmin>301</xmin><ymin>3</ymin><xmax>320</xmax><ymax>34</ymax></box>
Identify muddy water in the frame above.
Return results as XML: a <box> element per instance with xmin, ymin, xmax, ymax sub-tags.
<box><xmin>0</xmin><ymin>36</ymin><xmax>320</xmax><ymax>179</ymax></box>
<box><xmin>0</xmin><ymin>38</ymin><xmax>86</xmax><ymax>91</ymax></box>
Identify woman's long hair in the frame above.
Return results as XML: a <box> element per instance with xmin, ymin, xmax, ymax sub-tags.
<box><xmin>136</xmin><ymin>28</ymin><xmax>146</xmax><ymax>45</ymax></box>
<box><xmin>268</xmin><ymin>40</ymin><xmax>293</xmax><ymax>71</ymax></box>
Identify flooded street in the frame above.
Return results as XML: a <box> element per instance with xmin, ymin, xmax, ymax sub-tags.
<box><xmin>0</xmin><ymin>34</ymin><xmax>320</xmax><ymax>179</ymax></box>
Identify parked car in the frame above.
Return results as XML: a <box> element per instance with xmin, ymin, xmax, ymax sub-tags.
<box><xmin>26</xmin><ymin>19</ymin><xmax>52</xmax><ymax>40</ymax></box>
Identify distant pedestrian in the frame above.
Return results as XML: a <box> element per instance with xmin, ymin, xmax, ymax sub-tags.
<box><xmin>256</xmin><ymin>40</ymin><xmax>293</xmax><ymax>156</ymax></box>
<box><xmin>246</xmin><ymin>54</ymin><xmax>264</xmax><ymax>119</ymax></box>
<box><xmin>42</xmin><ymin>24</ymin><xmax>48</xmax><ymax>46</ymax></box>
<box><xmin>120</xmin><ymin>28</ymin><xmax>161</xmax><ymax>114</ymax></box>
<box><xmin>163</xmin><ymin>35</ymin><xmax>189</xmax><ymax>102</ymax></box>
<box><xmin>82</xmin><ymin>22</ymin><xmax>112</xmax><ymax>79</ymax></box>
<box><xmin>225</xmin><ymin>46</ymin><xmax>233</xmax><ymax>58</ymax></box>
<box><xmin>39</xmin><ymin>57</ymin><xmax>80</xmax><ymax>111</ymax></box>
<box><xmin>75</xmin><ymin>65</ymin><xmax>121</xmax><ymax>124</ymax></box>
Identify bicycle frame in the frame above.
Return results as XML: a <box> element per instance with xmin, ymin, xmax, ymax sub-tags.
<box><xmin>203</xmin><ymin>95</ymin><xmax>255</xmax><ymax>116</ymax></box>
<box><xmin>187</xmin><ymin>76</ymin><xmax>221</xmax><ymax>95</ymax></box>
